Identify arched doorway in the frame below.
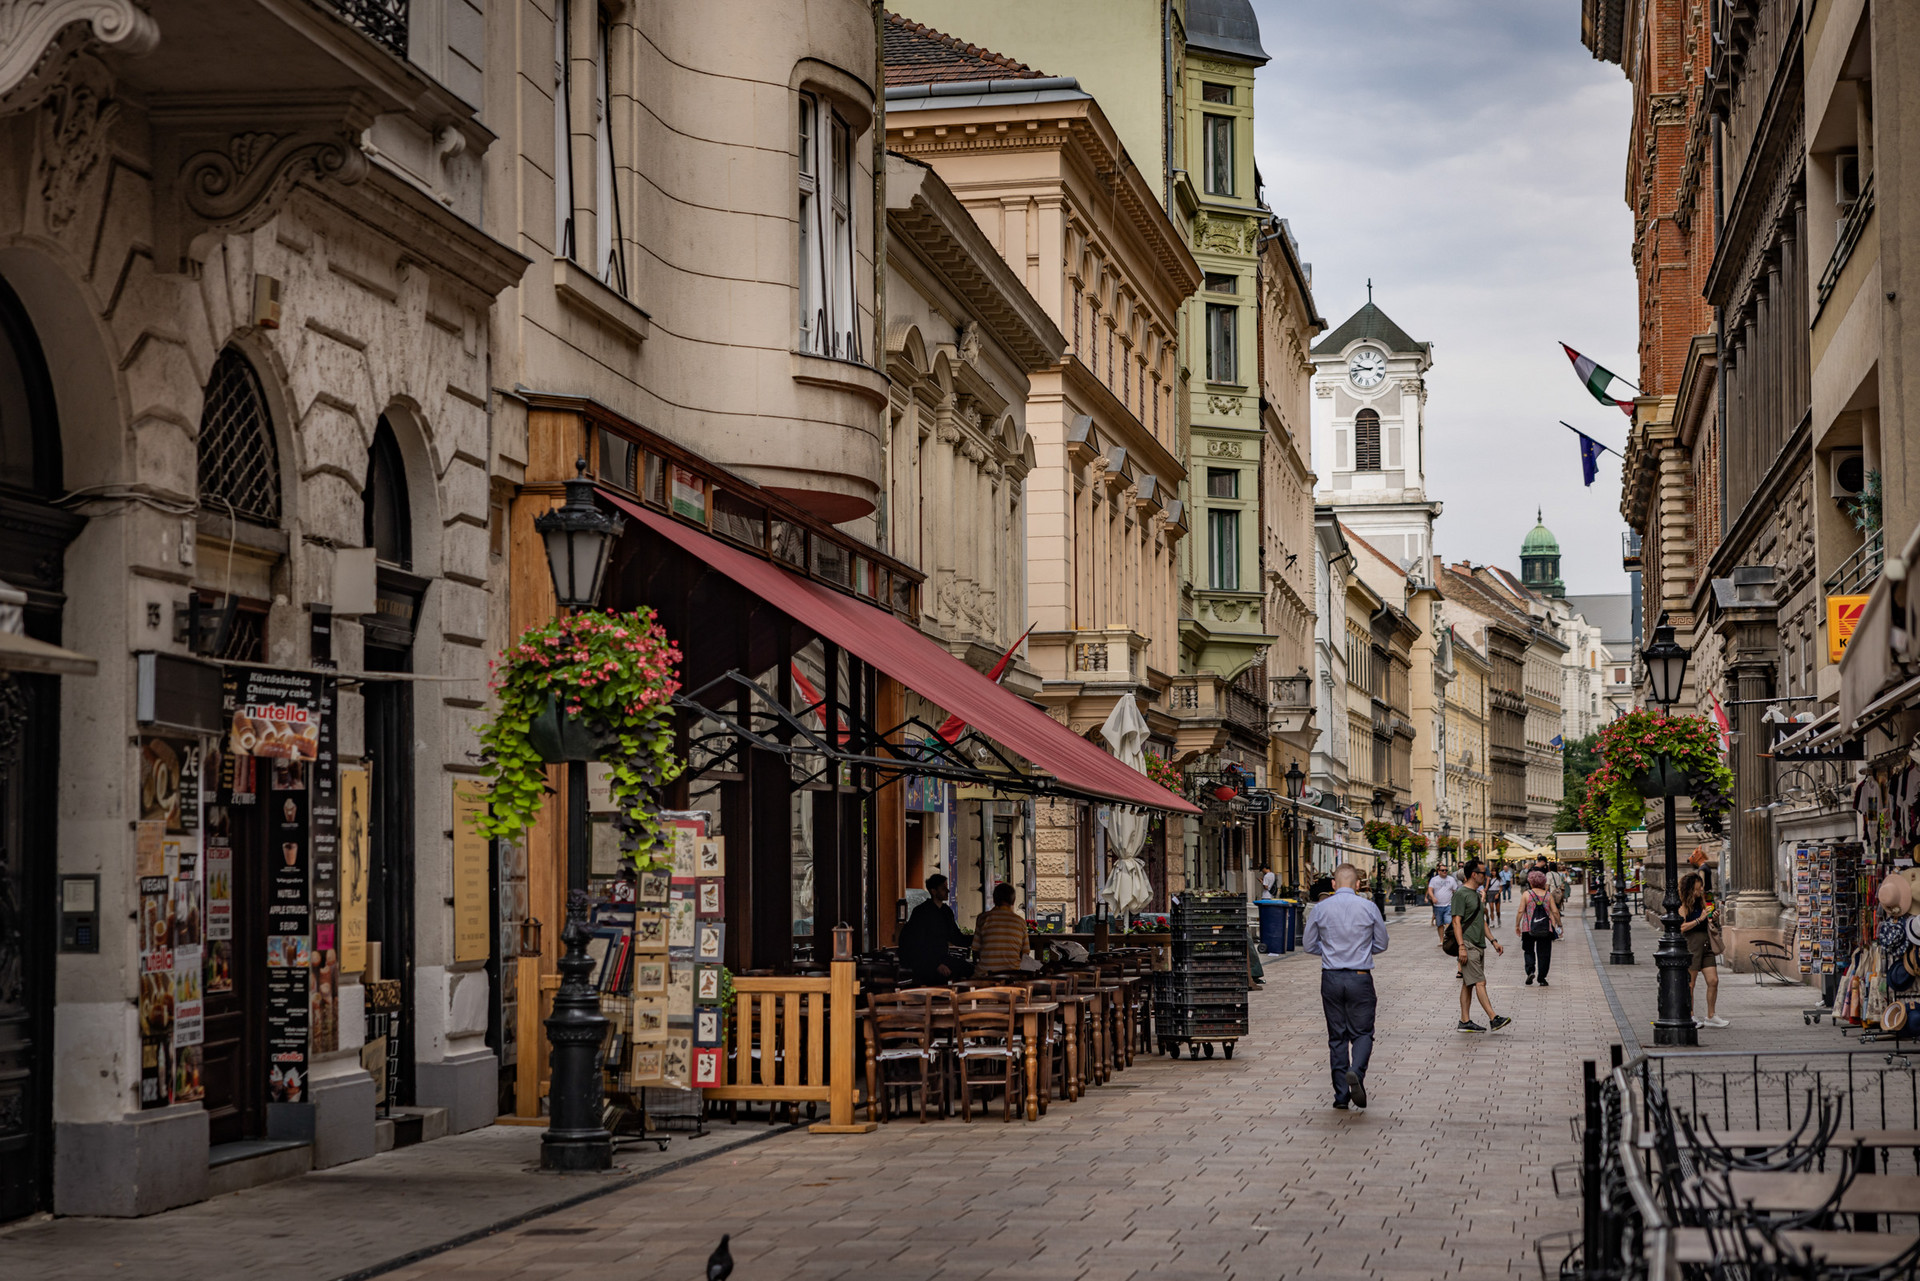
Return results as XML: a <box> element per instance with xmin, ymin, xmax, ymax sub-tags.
<box><xmin>0</xmin><ymin>272</ymin><xmax>85</xmax><ymax>1222</ymax></box>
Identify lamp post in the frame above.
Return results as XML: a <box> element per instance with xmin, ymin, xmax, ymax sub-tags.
<box><xmin>1610</xmin><ymin>832</ymin><xmax>1636</xmax><ymax>965</ymax></box>
<box><xmin>1368</xmin><ymin>796</ymin><xmax>1389</xmax><ymax>914</ymax></box>
<box><xmin>535</xmin><ymin>460</ymin><xmax>623</xmax><ymax>1171</ymax></box>
<box><xmin>1284</xmin><ymin>760</ymin><xmax>1305</xmax><ymax>897</ymax></box>
<box><xmin>1642</xmin><ymin>613</ymin><xmax>1696</xmax><ymax>1047</ymax></box>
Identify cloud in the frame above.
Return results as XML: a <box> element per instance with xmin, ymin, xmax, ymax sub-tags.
<box><xmin>1252</xmin><ymin>0</ymin><xmax>1639</xmax><ymax>599</ymax></box>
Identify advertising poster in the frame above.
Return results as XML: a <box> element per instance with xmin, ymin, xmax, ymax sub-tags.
<box><xmin>667</xmin><ymin>887</ymin><xmax>696</xmax><ymax>958</ymax></box>
<box><xmin>135</xmin><ymin>820</ymin><xmax>164</xmax><ymax>877</ymax></box>
<box><xmin>269</xmin><ymin>782</ymin><xmax>309</xmax><ymax>939</ymax></box>
<box><xmin>226</xmin><ymin>667</ymin><xmax>322</xmax><ymax>761</ymax></box>
<box><xmin>140</xmin><ymin>1036</ymin><xmax>171</xmax><ymax>1109</ymax></box>
<box><xmin>205</xmin><ymin>807</ymin><xmax>233</xmax><ymax>942</ymax></box>
<box><xmin>173</xmin><ymin>941</ymin><xmax>204</xmax><ymax>1103</ymax></box>
<box><xmin>452</xmin><ymin>781</ymin><xmax>490</xmax><ymax>963</ymax></box>
<box><xmin>339</xmin><ymin>765</ymin><xmax>370</xmax><ymax>973</ymax></box>
<box><xmin>266</xmin><ymin>966</ymin><xmax>309</xmax><ymax>1102</ymax></box>
<box><xmin>139</xmin><ymin>735</ymin><xmax>200</xmax><ymax>834</ymax></box>
<box><xmin>311</xmin><ymin>952</ymin><xmax>340</xmax><ymax>1055</ymax></box>
<box><xmin>310</xmin><ymin>682</ymin><xmax>338</xmax><ymax>954</ymax></box>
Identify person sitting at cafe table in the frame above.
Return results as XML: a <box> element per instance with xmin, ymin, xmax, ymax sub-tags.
<box><xmin>899</xmin><ymin>874</ymin><xmax>973</xmax><ymax>985</ymax></box>
<box><xmin>973</xmin><ymin>882</ymin><xmax>1031</xmax><ymax>974</ymax></box>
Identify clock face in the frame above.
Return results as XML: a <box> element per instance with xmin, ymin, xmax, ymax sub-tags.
<box><xmin>1348</xmin><ymin>348</ymin><xmax>1387</xmax><ymax>389</ymax></box>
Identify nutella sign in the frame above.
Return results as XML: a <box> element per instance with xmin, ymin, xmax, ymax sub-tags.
<box><xmin>227</xmin><ymin>669</ymin><xmax>322</xmax><ymax>760</ymax></box>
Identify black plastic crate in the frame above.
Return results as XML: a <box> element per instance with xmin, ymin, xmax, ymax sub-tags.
<box><xmin>1158</xmin><ymin>1011</ymin><xmax>1249</xmax><ymax>1038</ymax></box>
<box><xmin>1172</xmin><ymin>937</ymin><xmax>1247</xmax><ymax>957</ymax></box>
<box><xmin>1156</xmin><ymin>975</ymin><xmax>1247</xmax><ymax>1000</ymax></box>
<box><xmin>1170</xmin><ymin>953</ymin><xmax>1247</xmax><ymax>975</ymax></box>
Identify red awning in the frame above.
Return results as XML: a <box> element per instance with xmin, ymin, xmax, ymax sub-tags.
<box><xmin>604</xmin><ymin>493</ymin><xmax>1198</xmax><ymax>814</ymax></box>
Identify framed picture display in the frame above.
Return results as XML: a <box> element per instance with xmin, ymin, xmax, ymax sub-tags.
<box><xmin>667</xmin><ymin>963</ymin><xmax>695</xmax><ymax>1022</ymax></box>
<box><xmin>637</xmin><ymin>868</ymin><xmax>670</xmax><ymax>906</ymax></box>
<box><xmin>695</xmin><ymin>920</ymin><xmax>725</xmax><ymax>964</ymax></box>
<box><xmin>695</xmin><ymin>964</ymin><xmax>722</xmax><ymax>1004</ymax></box>
<box><xmin>696</xmin><ymin>879</ymin><xmax>724</xmax><ymax>917</ymax></box>
<box><xmin>663</xmin><ymin>1033</ymin><xmax>692</xmax><ymax>1087</ymax></box>
<box><xmin>667</xmin><ymin>889</ymin><xmax>696</xmax><ymax>956</ymax></box>
<box><xmin>692</xmin><ymin>1046</ymin><xmax>721</xmax><ymax>1088</ymax></box>
<box><xmin>694</xmin><ymin>1006</ymin><xmax>723</xmax><ymax>1047</ymax></box>
<box><xmin>633</xmin><ymin>959</ymin><xmax>668</xmax><ymax>995</ymax></box>
<box><xmin>632</xmin><ymin>911</ymin><xmax>667</xmax><ymax>951</ymax></box>
<box><xmin>696</xmin><ymin>837</ymin><xmax>725</xmax><ymax>876</ymax></box>
<box><xmin>632</xmin><ymin>1043</ymin><xmax>665</xmax><ymax>1083</ymax></box>
<box><xmin>633</xmin><ymin>996</ymin><xmax>668</xmax><ymax>1038</ymax></box>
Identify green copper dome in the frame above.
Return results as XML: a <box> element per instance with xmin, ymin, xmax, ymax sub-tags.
<box><xmin>1522</xmin><ymin>508</ymin><xmax>1560</xmax><ymax>556</ymax></box>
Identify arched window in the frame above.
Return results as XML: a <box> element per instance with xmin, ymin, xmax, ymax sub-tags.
<box><xmin>197</xmin><ymin>347</ymin><xmax>282</xmax><ymax>524</ymax></box>
<box><xmin>1353</xmin><ymin>408</ymin><xmax>1381</xmax><ymax>471</ymax></box>
<box><xmin>0</xmin><ymin>275</ymin><xmax>59</xmax><ymax>496</ymax></box>
<box><xmin>363</xmin><ymin>416</ymin><xmax>411</xmax><ymax>569</ymax></box>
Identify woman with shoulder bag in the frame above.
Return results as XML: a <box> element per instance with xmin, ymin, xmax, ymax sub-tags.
<box><xmin>1518</xmin><ymin>870</ymin><xmax>1562</xmax><ymax>986</ymax></box>
<box><xmin>1679</xmin><ymin>873</ymin><xmax>1726</xmax><ymax>1027</ymax></box>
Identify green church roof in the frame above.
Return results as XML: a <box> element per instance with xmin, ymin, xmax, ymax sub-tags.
<box><xmin>1310</xmin><ymin>300</ymin><xmax>1429</xmax><ymax>357</ymax></box>
<box><xmin>1522</xmin><ymin>508</ymin><xmax>1560</xmax><ymax>556</ymax></box>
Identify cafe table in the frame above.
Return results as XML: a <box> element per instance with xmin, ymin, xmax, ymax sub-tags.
<box><xmin>1016</xmin><ymin>999</ymin><xmax>1060</xmax><ymax>1122</ymax></box>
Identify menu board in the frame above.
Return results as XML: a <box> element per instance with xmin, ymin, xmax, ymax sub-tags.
<box><xmin>452</xmin><ymin>782</ymin><xmax>490</xmax><ymax>963</ymax></box>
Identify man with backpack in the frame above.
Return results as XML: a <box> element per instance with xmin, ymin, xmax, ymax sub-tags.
<box><xmin>1447</xmin><ymin>859</ymin><xmax>1511</xmax><ymax>1033</ymax></box>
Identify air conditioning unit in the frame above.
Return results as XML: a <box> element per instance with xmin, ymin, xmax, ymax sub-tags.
<box><xmin>1829</xmin><ymin>447</ymin><xmax>1865</xmax><ymax>500</ymax></box>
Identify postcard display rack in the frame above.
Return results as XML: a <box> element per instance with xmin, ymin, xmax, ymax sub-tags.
<box><xmin>584</xmin><ymin>810</ymin><xmax>725</xmax><ymax>1139</ymax></box>
<box><xmin>1795</xmin><ymin>844</ymin><xmax>1866</xmax><ymax>1006</ymax></box>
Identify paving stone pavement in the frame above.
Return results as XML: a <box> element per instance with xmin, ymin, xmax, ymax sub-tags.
<box><xmin>3</xmin><ymin>907</ymin><xmax>1625</xmax><ymax>1281</ymax></box>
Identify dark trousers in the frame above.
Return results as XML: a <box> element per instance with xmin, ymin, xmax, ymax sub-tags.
<box><xmin>1522</xmin><ymin>933</ymin><xmax>1554</xmax><ymax>981</ymax></box>
<box><xmin>1320</xmin><ymin>969</ymin><xmax>1376</xmax><ymax>1104</ymax></box>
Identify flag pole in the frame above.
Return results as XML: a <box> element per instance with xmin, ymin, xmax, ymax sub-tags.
<box><xmin>1558</xmin><ymin>421</ymin><xmax>1624</xmax><ymax>457</ymax></box>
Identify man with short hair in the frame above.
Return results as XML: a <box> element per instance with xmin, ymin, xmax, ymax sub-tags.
<box><xmin>972</xmin><ymin>882</ymin><xmax>1031</xmax><ymax>973</ymax></box>
<box><xmin>1426</xmin><ymin>864</ymin><xmax>1458</xmax><ymax>942</ymax></box>
<box><xmin>898</xmin><ymin>874</ymin><xmax>972</xmax><ymax>985</ymax></box>
<box><xmin>1452</xmin><ymin>859</ymin><xmax>1511</xmax><ymax>1033</ymax></box>
<box><xmin>1302</xmin><ymin>863</ymin><xmax>1390</xmax><ymax>1110</ymax></box>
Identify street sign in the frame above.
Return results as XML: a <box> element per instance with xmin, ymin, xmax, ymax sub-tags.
<box><xmin>1242</xmin><ymin>789</ymin><xmax>1275</xmax><ymax>815</ymax></box>
<box><xmin>1826</xmin><ymin>593</ymin><xmax>1869</xmax><ymax>663</ymax></box>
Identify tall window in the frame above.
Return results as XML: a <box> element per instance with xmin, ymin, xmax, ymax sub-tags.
<box><xmin>0</xmin><ymin>275</ymin><xmax>58</xmax><ymax>496</ymax></box>
<box><xmin>1353</xmin><ymin>408</ymin><xmax>1382</xmax><ymax>470</ymax></box>
<box><xmin>552</xmin><ymin>2</ymin><xmax>574</xmax><ymax>258</ymax></box>
<box><xmin>1206</xmin><ymin>467</ymin><xmax>1238</xmax><ymax>499</ymax></box>
<box><xmin>198</xmin><ymin>347</ymin><xmax>281</xmax><ymax>525</ymax></box>
<box><xmin>363</xmin><ymin>417</ymin><xmax>412</xmax><ymax>569</ymax></box>
<box><xmin>592</xmin><ymin>12</ymin><xmax>627</xmax><ymax>293</ymax></box>
<box><xmin>1208</xmin><ymin>507</ymin><xmax>1239</xmax><ymax>590</ymax></box>
<box><xmin>1206</xmin><ymin>302</ymin><xmax>1236</xmax><ymax>384</ymax></box>
<box><xmin>1203</xmin><ymin>113</ymin><xmax>1234</xmax><ymax>196</ymax></box>
<box><xmin>798</xmin><ymin>93</ymin><xmax>858</xmax><ymax>360</ymax></box>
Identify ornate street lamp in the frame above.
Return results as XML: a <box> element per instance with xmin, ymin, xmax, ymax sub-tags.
<box><xmin>1610</xmin><ymin>832</ymin><xmax>1636</xmax><ymax>966</ymax></box>
<box><xmin>1642</xmin><ymin>613</ymin><xmax>1696</xmax><ymax>1047</ymax></box>
<box><xmin>1368</xmin><ymin>795</ymin><xmax>1389</xmax><ymax>914</ymax></box>
<box><xmin>1284</xmin><ymin>760</ymin><xmax>1305</xmax><ymax>896</ymax></box>
<box><xmin>536</xmin><ymin>459</ymin><xmax>624</xmax><ymax>1172</ymax></box>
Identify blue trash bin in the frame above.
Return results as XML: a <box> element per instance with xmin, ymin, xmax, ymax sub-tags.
<box><xmin>1254</xmin><ymin>899</ymin><xmax>1287</xmax><ymax>954</ymax></box>
<box><xmin>1280</xmin><ymin>900</ymin><xmax>1301</xmax><ymax>952</ymax></box>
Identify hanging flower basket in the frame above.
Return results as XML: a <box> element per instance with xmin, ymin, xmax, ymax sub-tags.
<box><xmin>1579</xmin><ymin>708</ymin><xmax>1734</xmax><ymax>855</ymax></box>
<box><xmin>473</xmin><ymin>608</ymin><xmax>685</xmax><ymax>869</ymax></box>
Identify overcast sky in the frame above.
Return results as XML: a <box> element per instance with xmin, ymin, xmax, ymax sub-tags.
<box><xmin>1250</xmin><ymin>0</ymin><xmax>1638</xmax><ymax>598</ymax></box>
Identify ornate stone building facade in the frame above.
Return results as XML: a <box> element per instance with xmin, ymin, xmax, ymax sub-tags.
<box><xmin>0</xmin><ymin>0</ymin><xmax>522</xmax><ymax>1218</ymax></box>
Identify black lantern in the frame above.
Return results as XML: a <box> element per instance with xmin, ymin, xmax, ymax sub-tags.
<box><xmin>518</xmin><ymin>916</ymin><xmax>543</xmax><ymax>958</ymax></box>
<box><xmin>832</xmin><ymin>922</ymin><xmax>854</xmax><ymax>963</ymax></box>
<box><xmin>1642</xmin><ymin>612</ymin><xmax>1691</xmax><ymax>709</ymax></box>
<box><xmin>1284</xmin><ymin>760</ymin><xmax>1305</xmax><ymax>801</ymax></box>
<box><xmin>535</xmin><ymin>459</ymin><xmax>624</xmax><ymax>611</ymax></box>
<box><xmin>1370</xmin><ymin>795</ymin><xmax>1385</xmax><ymax>821</ymax></box>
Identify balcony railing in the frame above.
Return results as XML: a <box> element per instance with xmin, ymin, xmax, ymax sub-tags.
<box><xmin>1823</xmin><ymin>525</ymin><xmax>1885</xmax><ymax>597</ymax></box>
<box><xmin>329</xmin><ymin>0</ymin><xmax>409</xmax><ymax>57</ymax></box>
<box><xmin>1817</xmin><ymin>170</ymin><xmax>1875</xmax><ymax>315</ymax></box>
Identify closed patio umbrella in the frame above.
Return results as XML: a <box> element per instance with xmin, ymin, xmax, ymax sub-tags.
<box><xmin>1098</xmin><ymin>696</ymin><xmax>1154</xmax><ymax>916</ymax></box>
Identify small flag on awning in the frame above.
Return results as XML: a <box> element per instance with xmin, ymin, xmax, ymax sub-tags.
<box><xmin>1560</xmin><ymin>343</ymin><xmax>1636</xmax><ymax>415</ymax></box>
<box><xmin>1578</xmin><ymin>431</ymin><xmax>1606</xmax><ymax>487</ymax></box>
<box><xmin>936</xmin><ymin>623</ymin><xmax>1036</xmax><ymax>743</ymax></box>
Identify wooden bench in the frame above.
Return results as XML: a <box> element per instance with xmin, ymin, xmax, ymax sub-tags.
<box><xmin>1671</xmin><ymin>1227</ymin><xmax>1919</xmax><ymax>1267</ymax></box>
<box><xmin>1726</xmin><ymin>1171</ymin><xmax>1920</xmax><ymax>1216</ymax></box>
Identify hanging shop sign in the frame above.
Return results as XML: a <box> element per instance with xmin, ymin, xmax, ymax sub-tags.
<box><xmin>452</xmin><ymin>781</ymin><xmax>491</xmax><ymax>964</ymax></box>
<box><xmin>225</xmin><ymin>668</ymin><xmax>323</xmax><ymax>760</ymax></box>
<box><xmin>339</xmin><ymin>765</ymin><xmax>370</xmax><ymax>973</ymax></box>
<box><xmin>1771</xmin><ymin>723</ymin><xmax>1865</xmax><ymax>762</ymax></box>
<box><xmin>1827</xmin><ymin>594</ymin><xmax>1871</xmax><ymax>664</ymax></box>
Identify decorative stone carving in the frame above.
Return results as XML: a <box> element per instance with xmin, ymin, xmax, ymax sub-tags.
<box><xmin>1205</xmin><ymin>438</ymin><xmax>1243</xmax><ymax>459</ymax></box>
<box><xmin>1193</xmin><ymin>214</ymin><xmax>1245</xmax><ymax>256</ymax></box>
<box><xmin>1211</xmin><ymin>599</ymin><xmax>1244</xmax><ymax>623</ymax></box>
<box><xmin>1314</xmin><ymin>383</ymin><xmax>1334</xmax><ymax>399</ymax></box>
<box><xmin>0</xmin><ymin>0</ymin><xmax>156</xmax><ymax>109</ymax></box>
<box><xmin>957</xmin><ymin>321</ymin><xmax>982</xmax><ymax>367</ymax></box>
<box><xmin>1206</xmin><ymin>394</ymin><xmax>1242</xmax><ymax>417</ymax></box>
<box><xmin>35</xmin><ymin>50</ymin><xmax>113</xmax><ymax>231</ymax></box>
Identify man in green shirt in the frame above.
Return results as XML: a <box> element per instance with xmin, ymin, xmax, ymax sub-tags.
<box><xmin>1451</xmin><ymin>859</ymin><xmax>1511</xmax><ymax>1033</ymax></box>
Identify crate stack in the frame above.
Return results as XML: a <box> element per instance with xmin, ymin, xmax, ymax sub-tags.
<box><xmin>1155</xmin><ymin>891</ymin><xmax>1250</xmax><ymax>1059</ymax></box>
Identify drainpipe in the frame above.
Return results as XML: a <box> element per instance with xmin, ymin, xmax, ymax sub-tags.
<box><xmin>873</xmin><ymin>0</ymin><xmax>887</xmax><ymax>372</ymax></box>
<box><xmin>1163</xmin><ymin>0</ymin><xmax>1176</xmax><ymax>216</ymax></box>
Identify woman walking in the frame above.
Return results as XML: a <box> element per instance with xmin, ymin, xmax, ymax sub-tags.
<box><xmin>1518</xmin><ymin>870</ymin><xmax>1561</xmax><ymax>986</ymax></box>
<box><xmin>1679</xmin><ymin>873</ymin><xmax>1727</xmax><ymax>1027</ymax></box>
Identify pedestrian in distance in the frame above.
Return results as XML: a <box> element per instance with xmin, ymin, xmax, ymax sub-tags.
<box><xmin>1302</xmin><ymin>863</ymin><xmax>1389</xmax><ymax>1111</ymax></box>
<box><xmin>1449</xmin><ymin>859</ymin><xmax>1511</xmax><ymax>1033</ymax></box>
<box><xmin>1426</xmin><ymin>863</ymin><xmax>1458</xmax><ymax>947</ymax></box>
<box><xmin>1518</xmin><ymin>869</ymin><xmax>1562</xmax><ymax>986</ymax></box>
<box><xmin>1679</xmin><ymin>873</ymin><xmax>1727</xmax><ymax>1028</ymax></box>
<box><xmin>1486</xmin><ymin>872</ymin><xmax>1504</xmax><ymax>928</ymax></box>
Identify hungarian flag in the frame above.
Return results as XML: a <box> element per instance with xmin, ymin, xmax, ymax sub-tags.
<box><xmin>1560</xmin><ymin>344</ymin><xmax>1636</xmax><ymax>415</ymax></box>
<box><xmin>936</xmin><ymin>624</ymin><xmax>1035</xmax><ymax>743</ymax></box>
<box><xmin>1709</xmin><ymin>694</ymin><xmax>1733</xmax><ymax>755</ymax></box>
<box><xmin>789</xmin><ymin>662</ymin><xmax>849</xmax><ymax>745</ymax></box>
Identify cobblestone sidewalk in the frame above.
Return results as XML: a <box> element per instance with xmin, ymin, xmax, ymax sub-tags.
<box><xmin>4</xmin><ymin>907</ymin><xmax>1625</xmax><ymax>1281</ymax></box>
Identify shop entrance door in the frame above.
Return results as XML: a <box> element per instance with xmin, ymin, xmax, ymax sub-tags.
<box><xmin>0</xmin><ymin>673</ymin><xmax>56</xmax><ymax>1221</ymax></box>
<box><xmin>200</xmin><ymin>788</ymin><xmax>267</xmax><ymax>1145</ymax></box>
<box><xmin>363</xmin><ymin>677</ymin><xmax>414</xmax><ymax>1105</ymax></box>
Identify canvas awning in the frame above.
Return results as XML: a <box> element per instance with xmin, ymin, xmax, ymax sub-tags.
<box><xmin>0</xmin><ymin>629</ymin><xmax>96</xmax><ymax>676</ymax></box>
<box><xmin>604</xmin><ymin>493</ymin><xmax>1198</xmax><ymax>814</ymax></box>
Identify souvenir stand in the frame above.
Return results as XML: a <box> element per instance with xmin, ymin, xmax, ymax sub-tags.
<box><xmin>1817</xmin><ymin>747</ymin><xmax>1920</xmax><ymax>1037</ymax></box>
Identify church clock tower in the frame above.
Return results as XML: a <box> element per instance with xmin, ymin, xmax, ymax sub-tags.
<box><xmin>1309</xmin><ymin>292</ymin><xmax>1442</xmax><ymax>578</ymax></box>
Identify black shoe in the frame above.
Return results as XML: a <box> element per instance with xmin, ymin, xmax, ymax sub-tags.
<box><xmin>1538</xmin><ymin>979</ymin><xmax>1550</xmax><ymax>988</ymax></box>
<box><xmin>1458</xmin><ymin>1020</ymin><xmax>1487</xmax><ymax>1033</ymax></box>
<box><xmin>1346</xmin><ymin>1070</ymin><xmax>1367</xmax><ymax>1110</ymax></box>
<box><xmin>1525</xmin><ymin>975</ymin><xmax>1535</xmax><ymax>985</ymax></box>
<box><xmin>1490</xmin><ymin>1014</ymin><xmax>1513</xmax><ymax>1032</ymax></box>
<box><xmin>1332</xmin><ymin>1101</ymin><xmax>1349</xmax><ymax>1110</ymax></box>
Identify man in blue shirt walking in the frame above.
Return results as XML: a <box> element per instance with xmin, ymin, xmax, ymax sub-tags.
<box><xmin>1302</xmin><ymin>863</ymin><xmax>1390</xmax><ymax>1110</ymax></box>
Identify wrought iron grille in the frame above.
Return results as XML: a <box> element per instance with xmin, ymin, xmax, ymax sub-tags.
<box><xmin>329</xmin><ymin>0</ymin><xmax>410</xmax><ymax>57</ymax></box>
<box><xmin>197</xmin><ymin>349</ymin><xmax>282</xmax><ymax>526</ymax></box>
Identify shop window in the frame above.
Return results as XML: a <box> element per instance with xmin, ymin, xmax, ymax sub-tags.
<box><xmin>1203</xmin><ymin>113</ymin><xmax>1234</xmax><ymax>196</ymax></box>
<box><xmin>798</xmin><ymin>92</ymin><xmax>859</xmax><ymax>361</ymax></box>
<box><xmin>597</xmin><ymin>428</ymin><xmax>637</xmax><ymax>492</ymax></box>
<box><xmin>363</xmin><ymin>416</ymin><xmax>412</xmax><ymax>569</ymax></box>
<box><xmin>711</xmin><ymin>487</ymin><xmax>768</xmax><ymax>549</ymax></box>
<box><xmin>1206</xmin><ymin>303</ymin><xmax>1236</xmax><ymax>384</ymax></box>
<box><xmin>1354</xmin><ymin>408</ymin><xmax>1382</xmax><ymax>471</ymax></box>
<box><xmin>1208</xmin><ymin>508</ymin><xmax>1239</xmax><ymax>591</ymax></box>
<box><xmin>197</xmin><ymin>347</ymin><xmax>282</xmax><ymax>526</ymax></box>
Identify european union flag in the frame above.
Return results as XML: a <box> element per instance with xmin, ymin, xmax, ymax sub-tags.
<box><xmin>1550</xmin><ymin>734</ymin><xmax>1564</xmax><ymax>749</ymax></box>
<box><xmin>1578</xmin><ymin>432</ymin><xmax>1605</xmax><ymax>487</ymax></box>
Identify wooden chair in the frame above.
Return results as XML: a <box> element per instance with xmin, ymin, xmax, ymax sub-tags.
<box><xmin>952</xmin><ymin>988</ymin><xmax>1022</xmax><ymax>1122</ymax></box>
<box><xmin>864</xmin><ymin>994</ymin><xmax>940</xmax><ymax>1123</ymax></box>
